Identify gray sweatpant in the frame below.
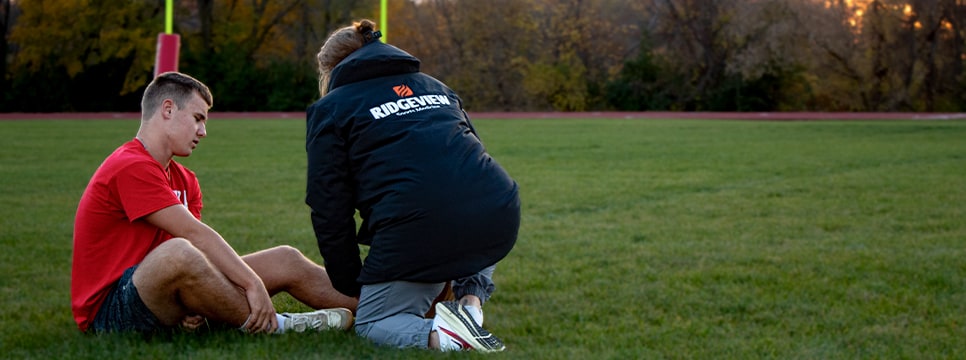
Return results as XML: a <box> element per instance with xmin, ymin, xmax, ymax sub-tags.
<box><xmin>353</xmin><ymin>265</ymin><xmax>496</xmax><ymax>349</ymax></box>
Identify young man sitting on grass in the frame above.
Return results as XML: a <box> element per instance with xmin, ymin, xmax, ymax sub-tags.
<box><xmin>71</xmin><ymin>72</ymin><xmax>357</xmax><ymax>334</ymax></box>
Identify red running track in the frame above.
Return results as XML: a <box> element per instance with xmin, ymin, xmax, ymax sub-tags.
<box><xmin>1</xmin><ymin>111</ymin><xmax>965</xmax><ymax>121</ymax></box>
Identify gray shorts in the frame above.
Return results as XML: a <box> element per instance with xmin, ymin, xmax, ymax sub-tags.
<box><xmin>88</xmin><ymin>265</ymin><xmax>164</xmax><ymax>333</ymax></box>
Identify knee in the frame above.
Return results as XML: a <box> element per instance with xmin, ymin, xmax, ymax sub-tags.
<box><xmin>270</xmin><ymin>245</ymin><xmax>303</xmax><ymax>259</ymax></box>
<box><xmin>152</xmin><ymin>238</ymin><xmax>208</xmax><ymax>273</ymax></box>
<box><xmin>267</xmin><ymin>245</ymin><xmax>314</xmax><ymax>268</ymax></box>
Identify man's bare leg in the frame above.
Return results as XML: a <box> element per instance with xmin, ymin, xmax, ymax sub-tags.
<box><xmin>242</xmin><ymin>245</ymin><xmax>358</xmax><ymax>312</ymax></box>
<box><xmin>133</xmin><ymin>238</ymin><xmax>251</xmax><ymax>327</ymax></box>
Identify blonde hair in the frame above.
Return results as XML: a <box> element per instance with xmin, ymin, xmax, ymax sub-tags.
<box><xmin>317</xmin><ymin>19</ymin><xmax>377</xmax><ymax>97</ymax></box>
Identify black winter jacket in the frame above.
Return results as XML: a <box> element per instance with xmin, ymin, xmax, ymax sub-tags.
<box><xmin>305</xmin><ymin>41</ymin><xmax>520</xmax><ymax>297</ymax></box>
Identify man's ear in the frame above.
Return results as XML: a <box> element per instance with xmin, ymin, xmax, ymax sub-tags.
<box><xmin>160</xmin><ymin>99</ymin><xmax>176</xmax><ymax>119</ymax></box>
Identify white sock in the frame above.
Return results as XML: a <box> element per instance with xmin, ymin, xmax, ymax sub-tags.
<box><xmin>464</xmin><ymin>305</ymin><xmax>484</xmax><ymax>326</ymax></box>
<box><xmin>274</xmin><ymin>314</ymin><xmax>287</xmax><ymax>334</ymax></box>
<box><xmin>239</xmin><ymin>313</ymin><xmax>288</xmax><ymax>334</ymax></box>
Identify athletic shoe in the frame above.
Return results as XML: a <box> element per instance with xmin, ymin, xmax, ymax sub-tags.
<box><xmin>281</xmin><ymin>308</ymin><xmax>353</xmax><ymax>332</ymax></box>
<box><xmin>464</xmin><ymin>305</ymin><xmax>484</xmax><ymax>326</ymax></box>
<box><xmin>433</xmin><ymin>301</ymin><xmax>505</xmax><ymax>352</ymax></box>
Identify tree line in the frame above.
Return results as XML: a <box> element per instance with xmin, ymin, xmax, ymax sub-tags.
<box><xmin>2</xmin><ymin>0</ymin><xmax>965</xmax><ymax>112</ymax></box>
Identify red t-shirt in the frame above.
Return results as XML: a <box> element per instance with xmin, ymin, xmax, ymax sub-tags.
<box><xmin>71</xmin><ymin>139</ymin><xmax>202</xmax><ymax>331</ymax></box>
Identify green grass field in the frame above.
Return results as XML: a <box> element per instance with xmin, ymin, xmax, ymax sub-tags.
<box><xmin>2</xmin><ymin>117</ymin><xmax>965</xmax><ymax>359</ymax></box>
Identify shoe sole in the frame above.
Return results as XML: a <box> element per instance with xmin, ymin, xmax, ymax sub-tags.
<box><xmin>435</xmin><ymin>302</ymin><xmax>505</xmax><ymax>352</ymax></box>
<box><xmin>323</xmin><ymin>307</ymin><xmax>354</xmax><ymax>330</ymax></box>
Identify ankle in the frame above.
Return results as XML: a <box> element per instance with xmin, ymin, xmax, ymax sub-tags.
<box><xmin>458</xmin><ymin>295</ymin><xmax>482</xmax><ymax>308</ymax></box>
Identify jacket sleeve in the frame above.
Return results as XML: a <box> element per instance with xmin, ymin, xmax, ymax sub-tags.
<box><xmin>305</xmin><ymin>106</ymin><xmax>362</xmax><ymax>297</ymax></box>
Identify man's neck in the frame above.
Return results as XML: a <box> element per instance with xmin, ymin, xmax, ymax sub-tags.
<box><xmin>135</xmin><ymin>133</ymin><xmax>172</xmax><ymax>169</ymax></box>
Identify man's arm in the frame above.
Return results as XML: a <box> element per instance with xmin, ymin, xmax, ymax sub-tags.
<box><xmin>144</xmin><ymin>204</ymin><xmax>277</xmax><ymax>333</ymax></box>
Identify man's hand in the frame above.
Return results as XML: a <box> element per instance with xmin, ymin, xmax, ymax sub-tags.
<box><xmin>145</xmin><ymin>205</ymin><xmax>281</xmax><ymax>333</ymax></box>
<box><xmin>242</xmin><ymin>286</ymin><xmax>278</xmax><ymax>334</ymax></box>
<box><xmin>180</xmin><ymin>314</ymin><xmax>206</xmax><ymax>331</ymax></box>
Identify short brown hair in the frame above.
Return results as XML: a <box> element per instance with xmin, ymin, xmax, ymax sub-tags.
<box><xmin>141</xmin><ymin>72</ymin><xmax>213</xmax><ymax>120</ymax></box>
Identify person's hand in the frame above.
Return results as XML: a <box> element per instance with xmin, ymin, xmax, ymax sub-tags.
<box><xmin>243</xmin><ymin>286</ymin><xmax>278</xmax><ymax>334</ymax></box>
<box><xmin>180</xmin><ymin>314</ymin><xmax>205</xmax><ymax>332</ymax></box>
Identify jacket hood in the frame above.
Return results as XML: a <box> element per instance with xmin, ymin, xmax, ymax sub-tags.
<box><xmin>328</xmin><ymin>41</ymin><xmax>421</xmax><ymax>92</ymax></box>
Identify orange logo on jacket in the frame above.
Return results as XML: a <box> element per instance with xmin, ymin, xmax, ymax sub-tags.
<box><xmin>369</xmin><ymin>86</ymin><xmax>451</xmax><ymax>119</ymax></box>
<box><xmin>393</xmin><ymin>85</ymin><xmax>414</xmax><ymax>97</ymax></box>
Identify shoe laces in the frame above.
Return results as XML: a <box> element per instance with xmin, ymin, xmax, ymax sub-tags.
<box><xmin>287</xmin><ymin>314</ymin><xmax>327</xmax><ymax>332</ymax></box>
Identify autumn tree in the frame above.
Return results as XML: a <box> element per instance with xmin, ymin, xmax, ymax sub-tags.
<box><xmin>391</xmin><ymin>0</ymin><xmax>644</xmax><ymax>111</ymax></box>
<box><xmin>901</xmin><ymin>0</ymin><xmax>965</xmax><ymax>111</ymax></box>
<box><xmin>522</xmin><ymin>0</ymin><xmax>644</xmax><ymax>111</ymax></box>
<box><xmin>4</xmin><ymin>0</ymin><xmax>965</xmax><ymax>112</ymax></box>
<box><xmin>174</xmin><ymin>0</ymin><xmax>374</xmax><ymax>110</ymax></box>
<box><xmin>289</xmin><ymin>0</ymin><xmax>372</xmax><ymax>101</ymax></box>
<box><xmin>1</xmin><ymin>0</ymin><xmax>11</xmax><ymax>98</ymax></box>
<box><xmin>5</xmin><ymin>0</ymin><xmax>161</xmax><ymax>111</ymax></box>
<box><xmin>794</xmin><ymin>0</ymin><xmax>966</xmax><ymax>111</ymax></box>
<box><xmin>390</xmin><ymin>0</ymin><xmax>535</xmax><ymax>111</ymax></box>
<box><xmin>1</xmin><ymin>0</ymin><xmax>372</xmax><ymax>111</ymax></box>
<box><xmin>635</xmin><ymin>0</ymin><xmax>811</xmax><ymax>111</ymax></box>
<box><xmin>605</xmin><ymin>32</ymin><xmax>678</xmax><ymax>111</ymax></box>
<box><xmin>183</xmin><ymin>0</ymin><xmax>313</xmax><ymax>110</ymax></box>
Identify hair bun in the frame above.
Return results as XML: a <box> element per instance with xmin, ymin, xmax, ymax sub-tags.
<box><xmin>356</xmin><ymin>19</ymin><xmax>381</xmax><ymax>44</ymax></box>
<box><xmin>355</xmin><ymin>19</ymin><xmax>376</xmax><ymax>33</ymax></box>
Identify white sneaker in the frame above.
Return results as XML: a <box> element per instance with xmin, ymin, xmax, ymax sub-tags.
<box><xmin>281</xmin><ymin>308</ymin><xmax>353</xmax><ymax>332</ymax></box>
<box><xmin>433</xmin><ymin>301</ymin><xmax>505</xmax><ymax>352</ymax></box>
<box><xmin>464</xmin><ymin>305</ymin><xmax>484</xmax><ymax>326</ymax></box>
